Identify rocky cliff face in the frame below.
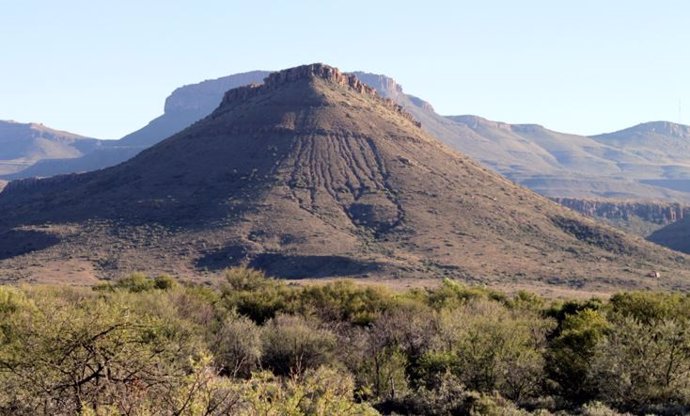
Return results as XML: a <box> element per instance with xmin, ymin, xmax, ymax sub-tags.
<box><xmin>554</xmin><ymin>198</ymin><xmax>689</xmax><ymax>225</ymax></box>
<box><xmin>220</xmin><ymin>64</ymin><xmax>421</xmax><ymax>127</ymax></box>
<box><xmin>163</xmin><ymin>71</ymin><xmax>270</xmax><ymax>115</ymax></box>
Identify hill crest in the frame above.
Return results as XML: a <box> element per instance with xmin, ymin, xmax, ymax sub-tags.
<box><xmin>216</xmin><ymin>64</ymin><xmax>421</xmax><ymax>127</ymax></box>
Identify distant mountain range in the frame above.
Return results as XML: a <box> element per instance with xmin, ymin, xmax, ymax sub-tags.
<box><xmin>0</xmin><ymin>120</ymin><xmax>100</xmax><ymax>178</ymax></box>
<box><xmin>2</xmin><ymin>71</ymin><xmax>271</xmax><ymax>180</ymax></box>
<box><xmin>3</xmin><ymin>70</ymin><xmax>690</xmax><ymax>204</ymax></box>
<box><xmin>2</xmin><ymin>64</ymin><xmax>686</xmax><ymax>291</ymax></box>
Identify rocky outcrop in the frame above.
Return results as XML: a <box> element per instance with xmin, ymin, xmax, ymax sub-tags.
<box><xmin>554</xmin><ymin>197</ymin><xmax>689</xmax><ymax>225</ymax></box>
<box><xmin>352</xmin><ymin>72</ymin><xmax>436</xmax><ymax>113</ymax></box>
<box><xmin>219</xmin><ymin>64</ymin><xmax>422</xmax><ymax>128</ymax></box>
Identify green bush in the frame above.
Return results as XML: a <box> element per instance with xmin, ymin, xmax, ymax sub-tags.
<box><xmin>547</xmin><ymin>308</ymin><xmax>609</xmax><ymax>402</ymax></box>
<box><xmin>2</xmin><ymin>268</ymin><xmax>690</xmax><ymax>415</ymax></box>
<box><xmin>212</xmin><ymin>313</ymin><xmax>262</xmax><ymax>378</ymax></box>
<box><xmin>260</xmin><ymin>314</ymin><xmax>337</xmax><ymax>376</ymax></box>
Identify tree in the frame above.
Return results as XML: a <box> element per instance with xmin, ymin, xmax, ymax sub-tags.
<box><xmin>591</xmin><ymin>315</ymin><xmax>690</xmax><ymax>411</ymax></box>
<box><xmin>0</xmin><ymin>287</ymin><xmax>203</xmax><ymax>415</ymax></box>
<box><xmin>547</xmin><ymin>308</ymin><xmax>609</xmax><ymax>402</ymax></box>
<box><xmin>434</xmin><ymin>299</ymin><xmax>553</xmax><ymax>403</ymax></box>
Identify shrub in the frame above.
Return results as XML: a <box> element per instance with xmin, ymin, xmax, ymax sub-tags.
<box><xmin>212</xmin><ymin>313</ymin><xmax>262</xmax><ymax>378</ymax></box>
<box><xmin>297</xmin><ymin>280</ymin><xmax>391</xmax><ymax>325</ymax></box>
<box><xmin>261</xmin><ymin>314</ymin><xmax>336</xmax><ymax>376</ymax></box>
<box><xmin>0</xmin><ymin>288</ymin><xmax>204</xmax><ymax>414</ymax></box>
<box><xmin>590</xmin><ymin>315</ymin><xmax>690</xmax><ymax>411</ymax></box>
<box><xmin>546</xmin><ymin>308</ymin><xmax>609</xmax><ymax>402</ymax></box>
<box><xmin>220</xmin><ymin>267</ymin><xmax>297</xmax><ymax>323</ymax></box>
<box><xmin>435</xmin><ymin>299</ymin><xmax>554</xmax><ymax>403</ymax></box>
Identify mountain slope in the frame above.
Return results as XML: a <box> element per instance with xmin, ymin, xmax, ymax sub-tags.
<box><xmin>592</xmin><ymin>121</ymin><xmax>690</xmax><ymax>194</ymax></box>
<box><xmin>445</xmin><ymin>116</ymin><xmax>690</xmax><ymax>202</ymax></box>
<box><xmin>649</xmin><ymin>220</ymin><xmax>690</xmax><ymax>253</ymax></box>
<box><xmin>648</xmin><ymin>209</ymin><xmax>690</xmax><ymax>254</ymax></box>
<box><xmin>0</xmin><ymin>121</ymin><xmax>100</xmax><ymax>175</ymax></box>
<box><xmin>0</xmin><ymin>64</ymin><xmax>686</xmax><ymax>290</ymax></box>
<box><xmin>6</xmin><ymin>71</ymin><xmax>271</xmax><ymax>179</ymax></box>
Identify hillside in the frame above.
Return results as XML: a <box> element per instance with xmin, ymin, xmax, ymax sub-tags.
<box><xmin>592</xmin><ymin>121</ymin><xmax>690</xmax><ymax>194</ymax></box>
<box><xmin>445</xmin><ymin>116</ymin><xmax>690</xmax><ymax>202</ymax></box>
<box><xmin>5</xmin><ymin>71</ymin><xmax>270</xmax><ymax>179</ymax></box>
<box><xmin>648</xmin><ymin>213</ymin><xmax>690</xmax><ymax>254</ymax></box>
<box><xmin>0</xmin><ymin>120</ymin><xmax>100</xmax><ymax>175</ymax></box>
<box><xmin>0</xmin><ymin>64</ymin><xmax>687</xmax><ymax>291</ymax></box>
<box><xmin>554</xmin><ymin>197</ymin><xmax>690</xmax><ymax>236</ymax></box>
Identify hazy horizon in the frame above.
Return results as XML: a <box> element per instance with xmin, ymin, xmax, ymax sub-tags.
<box><xmin>2</xmin><ymin>0</ymin><xmax>689</xmax><ymax>139</ymax></box>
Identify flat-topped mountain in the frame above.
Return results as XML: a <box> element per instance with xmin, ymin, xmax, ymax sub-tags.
<box><xmin>7</xmin><ymin>71</ymin><xmax>690</xmax><ymax>205</ymax></box>
<box><xmin>590</xmin><ymin>121</ymin><xmax>690</xmax><ymax>195</ymax></box>
<box><xmin>0</xmin><ymin>64</ymin><xmax>687</xmax><ymax>290</ymax></box>
<box><xmin>0</xmin><ymin>120</ymin><xmax>100</xmax><ymax>176</ymax></box>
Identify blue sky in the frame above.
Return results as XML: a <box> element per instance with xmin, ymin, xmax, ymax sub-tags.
<box><xmin>1</xmin><ymin>0</ymin><xmax>688</xmax><ymax>139</ymax></box>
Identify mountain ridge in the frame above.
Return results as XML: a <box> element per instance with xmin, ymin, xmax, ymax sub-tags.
<box><xmin>6</xmin><ymin>70</ymin><xmax>690</xmax><ymax>205</ymax></box>
<box><xmin>0</xmin><ymin>120</ymin><xmax>101</xmax><ymax>176</ymax></box>
<box><xmin>0</xmin><ymin>64</ymin><xmax>687</xmax><ymax>292</ymax></box>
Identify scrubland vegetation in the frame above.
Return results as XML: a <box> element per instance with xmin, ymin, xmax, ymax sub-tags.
<box><xmin>1</xmin><ymin>268</ymin><xmax>690</xmax><ymax>415</ymax></box>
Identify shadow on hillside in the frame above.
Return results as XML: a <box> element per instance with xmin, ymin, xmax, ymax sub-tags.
<box><xmin>249</xmin><ymin>253</ymin><xmax>381</xmax><ymax>279</ymax></box>
<box><xmin>195</xmin><ymin>246</ymin><xmax>381</xmax><ymax>279</ymax></box>
<box><xmin>0</xmin><ymin>229</ymin><xmax>60</xmax><ymax>260</ymax></box>
<box><xmin>195</xmin><ymin>245</ymin><xmax>248</xmax><ymax>270</ymax></box>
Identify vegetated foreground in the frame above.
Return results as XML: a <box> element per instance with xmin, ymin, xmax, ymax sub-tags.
<box><xmin>0</xmin><ymin>64</ymin><xmax>688</xmax><ymax>292</ymax></box>
<box><xmin>0</xmin><ymin>268</ymin><xmax>688</xmax><ymax>416</ymax></box>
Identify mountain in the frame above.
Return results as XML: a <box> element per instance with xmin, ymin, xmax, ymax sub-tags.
<box><xmin>0</xmin><ymin>64</ymin><xmax>687</xmax><ymax>291</ymax></box>
<box><xmin>118</xmin><ymin>70</ymin><xmax>272</xmax><ymax>148</ymax></box>
<box><xmin>9</xmin><ymin>70</ymin><xmax>690</xmax><ymax>206</ymax></box>
<box><xmin>594</xmin><ymin>121</ymin><xmax>690</xmax><ymax>148</ymax></box>
<box><xmin>6</xmin><ymin>65</ymin><xmax>690</xmax><ymax>206</ymax></box>
<box><xmin>4</xmin><ymin>71</ymin><xmax>270</xmax><ymax>179</ymax></box>
<box><xmin>445</xmin><ymin>116</ymin><xmax>690</xmax><ymax>202</ymax></box>
<box><xmin>554</xmin><ymin>197</ymin><xmax>690</xmax><ymax>237</ymax></box>
<box><xmin>0</xmin><ymin>120</ymin><xmax>100</xmax><ymax>176</ymax></box>
<box><xmin>592</xmin><ymin>121</ymin><xmax>690</xmax><ymax>194</ymax></box>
